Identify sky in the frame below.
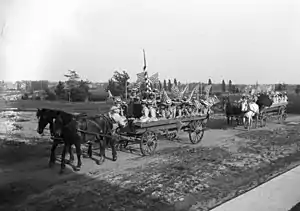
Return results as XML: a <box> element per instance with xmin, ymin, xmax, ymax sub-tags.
<box><xmin>0</xmin><ymin>0</ymin><xmax>300</xmax><ymax>84</ymax></box>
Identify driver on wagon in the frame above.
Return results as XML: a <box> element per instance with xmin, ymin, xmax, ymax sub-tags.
<box><xmin>108</xmin><ymin>106</ymin><xmax>127</xmax><ymax>132</ymax></box>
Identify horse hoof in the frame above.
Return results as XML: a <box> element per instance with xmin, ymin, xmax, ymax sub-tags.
<box><xmin>73</xmin><ymin>166</ymin><xmax>81</xmax><ymax>171</ymax></box>
<box><xmin>112</xmin><ymin>156</ymin><xmax>117</xmax><ymax>161</ymax></box>
<box><xmin>66</xmin><ymin>160</ymin><xmax>74</xmax><ymax>164</ymax></box>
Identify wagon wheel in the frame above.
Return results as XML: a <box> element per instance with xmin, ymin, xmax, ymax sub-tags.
<box><xmin>165</xmin><ymin>130</ymin><xmax>178</xmax><ymax>141</ymax></box>
<box><xmin>278</xmin><ymin>106</ymin><xmax>287</xmax><ymax>123</ymax></box>
<box><xmin>282</xmin><ymin>108</ymin><xmax>287</xmax><ymax>121</ymax></box>
<box><xmin>189</xmin><ymin>120</ymin><xmax>204</xmax><ymax>144</ymax></box>
<box><xmin>140</xmin><ymin>131</ymin><xmax>158</xmax><ymax>156</ymax></box>
<box><xmin>260</xmin><ymin>113</ymin><xmax>267</xmax><ymax>127</ymax></box>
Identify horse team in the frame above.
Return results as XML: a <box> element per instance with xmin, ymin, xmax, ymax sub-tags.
<box><xmin>36</xmin><ymin>108</ymin><xmax>126</xmax><ymax>173</ymax></box>
<box><xmin>223</xmin><ymin>93</ymin><xmax>281</xmax><ymax>129</ymax></box>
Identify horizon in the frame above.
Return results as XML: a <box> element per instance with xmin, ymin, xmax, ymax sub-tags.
<box><xmin>1</xmin><ymin>0</ymin><xmax>300</xmax><ymax>84</ymax></box>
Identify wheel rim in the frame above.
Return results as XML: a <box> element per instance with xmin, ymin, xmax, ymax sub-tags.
<box><xmin>140</xmin><ymin>131</ymin><xmax>158</xmax><ymax>156</ymax></box>
<box><xmin>189</xmin><ymin>121</ymin><xmax>204</xmax><ymax>144</ymax></box>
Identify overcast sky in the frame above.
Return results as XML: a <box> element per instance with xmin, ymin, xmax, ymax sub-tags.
<box><xmin>0</xmin><ymin>0</ymin><xmax>300</xmax><ymax>84</ymax></box>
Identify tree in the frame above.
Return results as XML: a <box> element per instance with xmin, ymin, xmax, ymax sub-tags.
<box><xmin>159</xmin><ymin>81</ymin><xmax>162</xmax><ymax>90</ymax></box>
<box><xmin>106</xmin><ymin>70</ymin><xmax>130</xmax><ymax>97</ymax></box>
<box><xmin>228</xmin><ymin>80</ymin><xmax>232</xmax><ymax>93</ymax></box>
<box><xmin>174</xmin><ymin>78</ymin><xmax>178</xmax><ymax>87</ymax></box>
<box><xmin>208</xmin><ymin>79</ymin><xmax>212</xmax><ymax>85</ymax></box>
<box><xmin>168</xmin><ymin>79</ymin><xmax>172</xmax><ymax>92</ymax></box>
<box><xmin>222</xmin><ymin>80</ymin><xmax>226</xmax><ymax>92</ymax></box>
<box><xmin>55</xmin><ymin>81</ymin><xmax>66</xmax><ymax>99</ymax></box>
<box><xmin>163</xmin><ymin>79</ymin><xmax>167</xmax><ymax>90</ymax></box>
<box><xmin>295</xmin><ymin>85</ymin><xmax>300</xmax><ymax>95</ymax></box>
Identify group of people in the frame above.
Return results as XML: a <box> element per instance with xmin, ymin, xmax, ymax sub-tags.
<box><xmin>109</xmin><ymin>88</ymin><xmax>213</xmax><ymax>124</ymax></box>
<box><xmin>238</xmin><ymin>91</ymin><xmax>288</xmax><ymax>106</ymax></box>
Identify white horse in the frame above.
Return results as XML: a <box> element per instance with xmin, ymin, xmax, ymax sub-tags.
<box><xmin>241</xmin><ymin>100</ymin><xmax>260</xmax><ymax>130</ymax></box>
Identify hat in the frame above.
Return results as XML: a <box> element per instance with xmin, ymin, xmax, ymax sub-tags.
<box><xmin>110</xmin><ymin>106</ymin><xmax>120</xmax><ymax>113</ymax></box>
<box><xmin>141</xmin><ymin>99</ymin><xmax>147</xmax><ymax>104</ymax></box>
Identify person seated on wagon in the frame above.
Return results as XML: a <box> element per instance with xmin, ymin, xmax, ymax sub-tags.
<box><xmin>136</xmin><ymin>99</ymin><xmax>150</xmax><ymax>122</ymax></box>
<box><xmin>147</xmin><ymin>99</ymin><xmax>158</xmax><ymax>121</ymax></box>
<box><xmin>129</xmin><ymin>88</ymin><xmax>138</xmax><ymax>101</ymax></box>
<box><xmin>171</xmin><ymin>99</ymin><xmax>178</xmax><ymax>118</ymax></box>
<box><xmin>272</xmin><ymin>93</ymin><xmax>279</xmax><ymax>104</ymax></box>
<box><xmin>108</xmin><ymin>106</ymin><xmax>127</xmax><ymax>132</ymax></box>
<box><xmin>164</xmin><ymin>99</ymin><xmax>173</xmax><ymax>119</ymax></box>
<box><xmin>113</xmin><ymin>97</ymin><xmax>125</xmax><ymax>116</ymax></box>
<box><xmin>283</xmin><ymin>92</ymin><xmax>288</xmax><ymax>103</ymax></box>
<box><xmin>157</xmin><ymin>102</ymin><xmax>167</xmax><ymax>119</ymax></box>
<box><xmin>175</xmin><ymin>100</ymin><xmax>184</xmax><ymax>118</ymax></box>
<box><xmin>149</xmin><ymin>92</ymin><xmax>157</xmax><ymax>106</ymax></box>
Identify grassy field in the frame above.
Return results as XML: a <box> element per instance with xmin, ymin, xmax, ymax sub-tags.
<box><xmin>0</xmin><ymin>100</ymin><xmax>112</xmax><ymax>115</ymax></box>
<box><xmin>1</xmin><ymin>93</ymin><xmax>300</xmax><ymax>115</ymax></box>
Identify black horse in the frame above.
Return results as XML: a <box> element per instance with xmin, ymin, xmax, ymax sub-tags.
<box><xmin>223</xmin><ymin>97</ymin><xmax>244</xmax><ymax>125</ymax></box>
<box><xmin>36</xmin><ymin>108</ymin><xmax>75</xmax><ymax>163</ymax></box>
<box><xmin>256</xmin><ymin>94</ymin><xmax>273</xmax><ymax>110</ymax></box>
<box><xmin>52</xmin><ymin>110</ymin><xmax>127</xmax><ymax>173</ymax></box>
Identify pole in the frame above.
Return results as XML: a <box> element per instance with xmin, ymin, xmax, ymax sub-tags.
<box><xmin>125</xmin><ymin>79</ymin><xmax>128</xmax><ymax>100</ymax></box>
<box><xmin>200</xmin><ymin>82</ymin><xmax>203</xmax><ymax>95</ymax></box>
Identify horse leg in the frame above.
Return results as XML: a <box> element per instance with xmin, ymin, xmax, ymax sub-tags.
<box><xmin>110</xmin><ymin>137</ymin><xmax>117</xmax><ymax>161</ymax></box>
<box><xmin>97</xmin><ymin>137</ymin><xmax>106</xmax><ymax>165</ymax></box>
<box><xmin>87</xmin><ymin>142</ymin><xmax>93</xmax><ymax>158</ymax></box>
<box><xmin>74</xmin><ymin>142</ymin><xmax>82</xmax><ymax>171</ymax></box>
<box><xmin>60</xmin><ymin>144</ymin><xmax>68</xmax><ymax>174</ymax></box>
<box><xmin>67</xmin><ymin>145</ymin><xmax>74</xmax><ymax>164</ymax></box>
<box><xmin>49</xmin><ymin>141</ymin><xmax>58</xmax><ymax>168</ymax></box>
<box><xmin>227</xmin><ymin>116</ymin><xmax>230</xmax><ymax>125</ymax></box>
<box><xmin>248</xmin><ymin>117</ymin><xmax>252</xmax><ymax>130</ymax></box>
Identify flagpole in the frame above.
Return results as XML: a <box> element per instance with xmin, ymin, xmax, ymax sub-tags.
<box><xmin>200</xmin><ymin>82</ymin><xmax>202</xmax><ymax>95</ymax></box>
<box><xmin>125</xmin><ymin>79</ymin><xmax>128</xmax><ymax>100</ymax></box>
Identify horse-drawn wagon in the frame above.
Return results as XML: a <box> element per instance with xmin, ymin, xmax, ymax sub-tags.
<box><xmin>116</xmin><ymin>113</ymin><xmax>209</xmax><ymax>156</ymax></box>
<box><xmin>223</xmin><ymin>91</ymin><xmax>288</xmax><ymax>130</ymax></box>
<box><xmin>258</xmin><ymin>102</ymin><xmax>288</xmax><ymax>127</ymax></box>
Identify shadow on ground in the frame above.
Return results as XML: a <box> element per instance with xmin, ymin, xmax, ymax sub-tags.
<box><xmin>0</xmin><ymin>137</ymin><xmax>175</xmax><ymax>211</ymax></box>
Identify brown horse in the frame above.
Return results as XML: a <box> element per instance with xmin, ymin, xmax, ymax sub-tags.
<box><xmin>52</xmin><ymin>110</ymin><xmax>127</xmax><ymax>173</ymax></box>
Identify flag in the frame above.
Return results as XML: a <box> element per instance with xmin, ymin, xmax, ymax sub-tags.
<box><xmin>179</xmin><ymin>84</ymin><xmax>189</xmax><ymax>99</ymax></box>
<box><xmin>128</xmin><ymin>82</ymin><xmax>141</xmax><ymax>89</ymax></box>
<box><xmin>136</xmin><ymin>72</ymin><xmax>145</xmax><ymax>83</ymax></box>
<box><xmin>193</xmin><ymin>84</ymin><xmax>200</xmax><ymax>94</ymax></box>
<box><xmin>107</xmin><ymin>90</ymin><xmax>113</xmax><ymax>99</ymax></box>
<box><xmin>181</xmin><ymin>84</ymin><xmax>189</xmax><ymax>95</ymax></box>
<box><xmin>187</xmin><ymin>84</ymin><xmax>200</xmax><ymax>101</ymax></box>
<box><xmin>149</xmin><ymin>72</ymin><xmax>159</xmax><ymax>84</ymax></box>
<box><xmin>161</xmin><ymin>90</ymin><xmax>171</xmax><ymax>103</ymax></box>
<box><xmin>171</xmin><ymin>85</ymin><xmax>181</xmax><ymax>98</ymax></box>
<box><xmin>204</xmin><ymin>84</ymin><xmax>212</xmax><ymax>95</ymax></box>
